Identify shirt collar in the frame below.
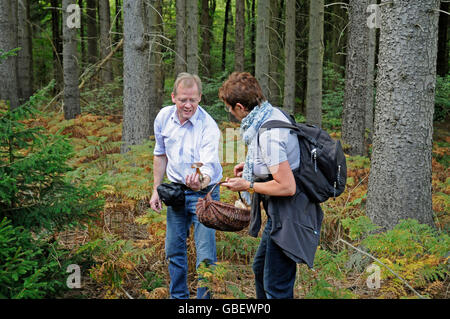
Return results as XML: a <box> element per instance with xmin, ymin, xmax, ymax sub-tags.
<box><xmin>171</xmin><ymin>105</ymin><xmax>202</xmax><ymax>126</ymax></box>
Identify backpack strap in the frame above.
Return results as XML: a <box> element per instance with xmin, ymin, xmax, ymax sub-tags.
<box><xmin>259</xmin><ymin>119</ymin><xmax>319</xmax><ymax>147</ymax></box>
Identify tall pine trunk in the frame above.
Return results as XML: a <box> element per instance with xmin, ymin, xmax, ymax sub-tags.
<box><xmin>17</xmin><ymin>0</ymin><xmax>33</xmax><ymax>103</ymax></box>
<box><xmin>121</xmin><ymin>0</ymin><xmax>152</xmax><ymax>153</ymax></box>
<box><xmin>305</xmin><ymin>0</ymin><xmax>323</xmax><ymax>127</ymax></box>
<box><xmin>268</xmin><ymin>0</ymin><xmax>281</xmax><ymax>105</ymax></box>
<box><xmin>234</xmin><ymin>0</ymin><xmax>245</xmax><ymax>72</ymax></box>
<box><xmin>283</xmin><ymin>0</ymin><xmax>295</xmax><ymax>114</ymax></box>
<box><xmin>175</xmin><ymin>0</ymin><xmax>186</xmax><ymax>76</ymax></box>
<box><xmin>366</xmin><ymin>0</ymin><xmax>439</xmax><ymax>230</ymax></box>
<box><xmin>255</xmin><ymin>0</ymin><xmax>270</xmax><ymax>98</ymax></box>
<box><xmin>341</xmin><ymin>0</ymin><xmax>370</xmax><ymax>156</ymax></box>
<box><xmin>62</xmin><ymin>0</ymin><xmax>81</xmax><ymax>119</ymax></box>
<box><xmin>51</xmin><ymin>0</ymin><xmax>63</xmax><ymax>92</ymax></box>
<box><xmin>86</xmin><ymin>0</ymin><xmax>98</xmax><ymax>65</ymax></box>
<box><xmin>200</xmin><ymin>0</ymin><xmax>214</xmax><ymax>76</ymax></box>
<box><xmin>222</xmin><ymin>0</ymin><xmax>231</xmax><ymax>71</ymax></box>
<box><xmin>99</xmin><ymin>0</ymin><xmax>113</xmax><ymax>83</ymax></box>
<box><xmin>365</xmin><ymin>0</ymin><xmax>377</xmax><ymax>145</ymax></box>
<box><xmin>186</xmin><ymin>0</ymin><xmax>199</xmax><ymax>74</ymax></box>
<box><xmin>0</xmin><ymin>0</ymin><xmax>19</xmax><ymax>109</ymax></box>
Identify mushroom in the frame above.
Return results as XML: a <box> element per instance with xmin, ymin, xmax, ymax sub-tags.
<box><xmin>191</xmin><ymin>162</ymin><xmax>204</xmax><ymax>183</ymax></box>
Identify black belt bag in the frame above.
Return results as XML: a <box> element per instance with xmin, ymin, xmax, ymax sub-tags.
<box><xmin>157</xmin><ymin>183</ymin><xmax>186</xmax><ymax>207</ymax></box>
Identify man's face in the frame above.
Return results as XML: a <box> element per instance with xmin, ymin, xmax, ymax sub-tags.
<box><xmin>171</xmin><ymin>83</ymin><xmax>201</xmax><ymax>124</ymax></box>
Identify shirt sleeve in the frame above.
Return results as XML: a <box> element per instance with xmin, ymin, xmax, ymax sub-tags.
<box><xmin>258</xmin><ymin>128</ymin><xmax>289</xmax><ymax>168</ymax></box>
<box><xmin>153</xmin><ymin>111</ymin><xmax>166</xmax><ymax>156</ymax></box>
<box><xmin>198</xmin><ymin>121</ymin><xmax>222</xmax><ymax>182</ymax></box>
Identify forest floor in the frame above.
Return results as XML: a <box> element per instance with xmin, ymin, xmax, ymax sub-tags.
<box><xmin>22</xmin><ymin>106</ymin><xmax>450</xmax><ymax>299</ymax></box>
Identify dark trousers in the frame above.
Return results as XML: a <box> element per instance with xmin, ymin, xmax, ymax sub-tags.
<box><xmin>252</xmin><ymin>216</ymin><xmax>297</xmax><ymax>299</ymax></box>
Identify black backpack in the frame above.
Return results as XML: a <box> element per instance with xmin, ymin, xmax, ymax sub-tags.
<box><xmin>258</xmin><ymin>108</ymin><xmax>347</xmax><ymax>203</ymax></box>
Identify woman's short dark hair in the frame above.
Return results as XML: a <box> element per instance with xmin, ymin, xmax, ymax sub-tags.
<box><xmin>218</xmin><ymin>72</ymin><xmax>266</xmax><ymax>112</ymax></box>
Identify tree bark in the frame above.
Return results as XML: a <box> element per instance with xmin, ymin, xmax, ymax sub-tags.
<box><xmin>365</xmin><ymin>0</ymin><xmax>377</xmax><ymax>145</ymax></box>
<box><xmin>62</xmin><ymin>0</ymin><xmax>81</xmax><ymax>120</ymax></box>
<box><xmin>121</xmin><ymin>0</ymin><xmax>152</xmax><ymax>153</ymax></box>
<box><xmin>366</xmin><ymin>0</ymin><xmax>439</xmax><ymax>231</ymax></box>
<box><xmin>283</xmin><ymin>0</ymin><xmax>295</xmax><ymax>114</ymax></box>
<box><xmin>51</xmin><ymin>0</ymin><xmax>63</xmax><ymax>92</ymax></box>
<box><xmin>222</xmin><ymin>0</ymin><xmax>231</xmax><ymax>71</ymax></box>
<box><xmin>17</xmin><ymin>0</ymin><xmax>33</xmax><ymax>103</ymax></box>
<box><xmin>186</xmin><ymin>0</ymin><xmax>199</xmax><ymax>74</ymax></box>
<box><xmin>175</xmin><ymin>0</ymin><xmax>186</xmax><ymax>76</ymax></box>
<box><xmin>99</xmin><ymin>0</ymin><xmax>113</xmax><ymax>83</ymax></box>
<box><xmin>200</xmin><ymin>0</ymin><xmax>214</xmax><ymax>76</ymax></box>
<box><xmin>234</xmin><ymin>0</ymin><xmax>245</xmax><ymax>72</ymax></box>
<box><xmin>255</xmin><ymin>0</ymin><xmax>270</xmax><ymax>98</ymax></box>
<box><xmin>86</xmin><ymin>0</ymin><xmax>98</xmax><ymax>65</ymax></box>
<box><xmin>305</xmin><ymin>0</ymin><xmax>324</xmax><ymax>126</ymax></box>
<box><xmin>149</xmin><ymin>0</ymin><xmax>164</xmax><ymax>120</ymax></box>
<box><xmin>250</xmin><ymin>0</ymin><xmax>256</xmax><ymax>75</ymax></box>
<box><xmin>0</xmin><ymin>0</ymin><xmax>20</xmax><ymax>109</ymax></box>
<box><xmin>268</xmin><ymin>0</ymin><xmax>281</xmax><ymax>105</ymax></box>
<box><xmin>296</xmin><ymin>0</ymin><xmax>308</xmax><ymax>114</ymax></box>
<box><xmin>341</xmin><ymin>0</ymin><xmax>370</xmax><ymax>156</ymax></box>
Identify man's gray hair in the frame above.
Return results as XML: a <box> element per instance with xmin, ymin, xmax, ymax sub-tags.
<box><xmin>173</xmin><ymin>72</ymin><xmax>202</xmax><ymax>96</ymax></box>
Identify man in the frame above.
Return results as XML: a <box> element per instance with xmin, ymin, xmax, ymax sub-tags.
<box><xmin>150</xmin><ymin>73</ymin><xmax>223</xmax><ymax>299</ymax></box>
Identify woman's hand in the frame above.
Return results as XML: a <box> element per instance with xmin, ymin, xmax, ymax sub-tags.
<box><xmin>233</xmin><ymin>162</ymin><xmax>245</xmax><ymax>177</ymax></box>
<box><xmin>222</xmin><ymin>177</ymin><xmax>250</xmax><ymax>192</ymax></box>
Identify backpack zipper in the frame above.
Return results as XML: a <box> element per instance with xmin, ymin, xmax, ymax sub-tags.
<box><xmin>311</xmin><ymin>148</ymin><xmax>317</xmax><ymax>172</ymax></box>
<box><xmin>333</xmin><ymin>165</ymin><xmax>341</xmax><ymax>201</ymax></box>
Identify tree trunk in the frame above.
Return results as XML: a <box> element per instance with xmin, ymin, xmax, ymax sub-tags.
<box><xmin>99</xmin><ymin>0</ymin><xmax>113</xmax><ymax>83</ymax></box>
<box><xmin>79</xmin><ymin>0</ymin><xmax>86</xmax><ymax>66</ymax></box>
<box><xmin>250</xmin><ymin>0</ymin><xmax>256</xmax><ymax>75</ymax></box>
<box><xmin>268</xmin><ymin>0</ymin><xmax>283</xmax><ymax>105</ymax></box>
<box><xmin>17</xmin><ymin>0</ymin><xmax>33</xmax><ymax>103</ymax></box>
<box><xmin>255</xmin><ymin>0</ymin><xmax>270</xmax><ymax>98</ymax></box>
<box><xmin>62</xmin><ymin>0</ymin><xmax>81</xmax><ymax>120</ymax></box>
<box><xmin>365</xmin><ymin>0</ymin><xmax>377</xmax><ymax>145</ymax></box>
<box><xmin>0</xmin><ymin>0</ymin><xmax>20</xmax><ymax>109</ymax></box>
<box><xmin>175</xmin><ymin>0</ymin><xmax>186</xmax><ymax>76</ymax></box>
<box><xmin>222</xmin><ymin>0</ymin><xmax>231</xmax><ymax>71</ymax></box>
<box><xmin>305</xmin><ymin>0</ymin><xmax>324</xmax><ymax>126</ymax></box>
<box><xmin>366</xmin><ymin>0</ymin><xmax>439</xmax><ymax>231</ymax></box>
<box><xmin>200</xmin><ymin>0</ymin><xmax>214</xmax><ymax>76</ymax></box>
<box><xmin>115</xmin><ymin>0</ymin><xmax>122</xmax><ymax>42</ymax></box>
<box><xmin>121</xmin><ymin>0</ymin><xmax>152</xmax><ymax>153</ymax></box>
<box><xmin>186</xmin><ymin>0</ymin><xmax>199</xmax><ymax>74</ymax></box>
<box><xmin>283</xmin><ymin>0</ymin><xmax>295</xmax><ymax>114</ymax></box>
<box><xmin>437</xmin><ymin>1</ymin><xmax>449</xmax><ymax>76</ymax></box>
<box><xmin>149</xmin><ymin>0</ymin><xmax>164</xmax><ymax>120</ymax></box>
<box><xmin>51</xmin><ymin>0</ymin><xmax>63</xmax><ymax>92</ymax></box>
<box><xmin>86</xmin><ymin>0</ymin><xmax>98</xmax><ymax>65</ymax></box>
<box><xmin>296</xmin><ymin>0</ymin><xmax>308</xmax><ymax>114</ymax></box>
<box><xmin>341</xmin><ymin>0</ymin><xmax>370</xmax><ymax>156</ymax></box>
<box><xmin>234</xmin><ymin>0</ymin><xmax>245</xmax><ymax>72</ymax></box>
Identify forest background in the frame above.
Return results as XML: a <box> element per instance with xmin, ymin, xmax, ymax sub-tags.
<box><xmin>0</xmin><ymin>0</ymin><xmax>449</xmax><ymax>299</ymax></box>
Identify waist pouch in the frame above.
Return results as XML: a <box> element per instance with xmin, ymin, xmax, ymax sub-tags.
<box><xmin>157</xmin><ymin>183</ymin><xmax>186</xmax><ymax>207</ymax></box>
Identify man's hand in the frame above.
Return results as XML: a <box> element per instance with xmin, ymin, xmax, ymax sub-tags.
<box><xmin>234</xmin><ymin>162</ymin><xmax>245</xmax><ymax>177</ymax></box>
<box><xmin>186</xmin><ymin>172</ymin><xmax>210</xmax><ymax>192</ymax></box>
<box><xmin>150</xmin><ymin>191</ymin><xmax>162</xmax><ymax>213</ymax></box>
<box><xmin>186</xmin><ymin>172</ymin><xmax>202</xmax><ymax>191</ymax></box>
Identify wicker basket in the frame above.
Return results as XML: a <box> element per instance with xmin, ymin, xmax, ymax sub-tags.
<box><xmin>196</xmin><ymin>182</ymin><xmax>250</xmax><ymax>232</ymax></box>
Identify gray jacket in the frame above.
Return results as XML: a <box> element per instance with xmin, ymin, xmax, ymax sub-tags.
<box><xmin>249</xmin><ymin>168</ymin><xmax>323</xmax><ymax>268</ymax></box>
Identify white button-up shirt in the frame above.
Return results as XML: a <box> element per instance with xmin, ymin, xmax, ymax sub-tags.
<box><xmin>153</xmin><ymin>105</ymin><xmax>223</xmax><ymax>185</ymax></box>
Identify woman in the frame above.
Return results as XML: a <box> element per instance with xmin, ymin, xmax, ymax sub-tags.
<box><xmin>220</xmin><ymin>72</ymin><xmax>323</xmax><ymax>299</ymax></box>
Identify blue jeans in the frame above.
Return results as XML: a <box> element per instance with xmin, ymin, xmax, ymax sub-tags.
<box><xmin>252</xmin><ymin>217</ymin><xmax>297</xmax><ymax>299</ymax></box>
<box><xmin>165</xmin><ymin>185</ymin><xmax>219</xmax><ymax>299</ymax></box>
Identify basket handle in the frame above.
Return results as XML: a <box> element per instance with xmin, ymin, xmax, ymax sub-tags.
<box><xmin>207</xmin><ymin>181</ymin><xmax>249</xmax><ymax>206</ymax></box>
